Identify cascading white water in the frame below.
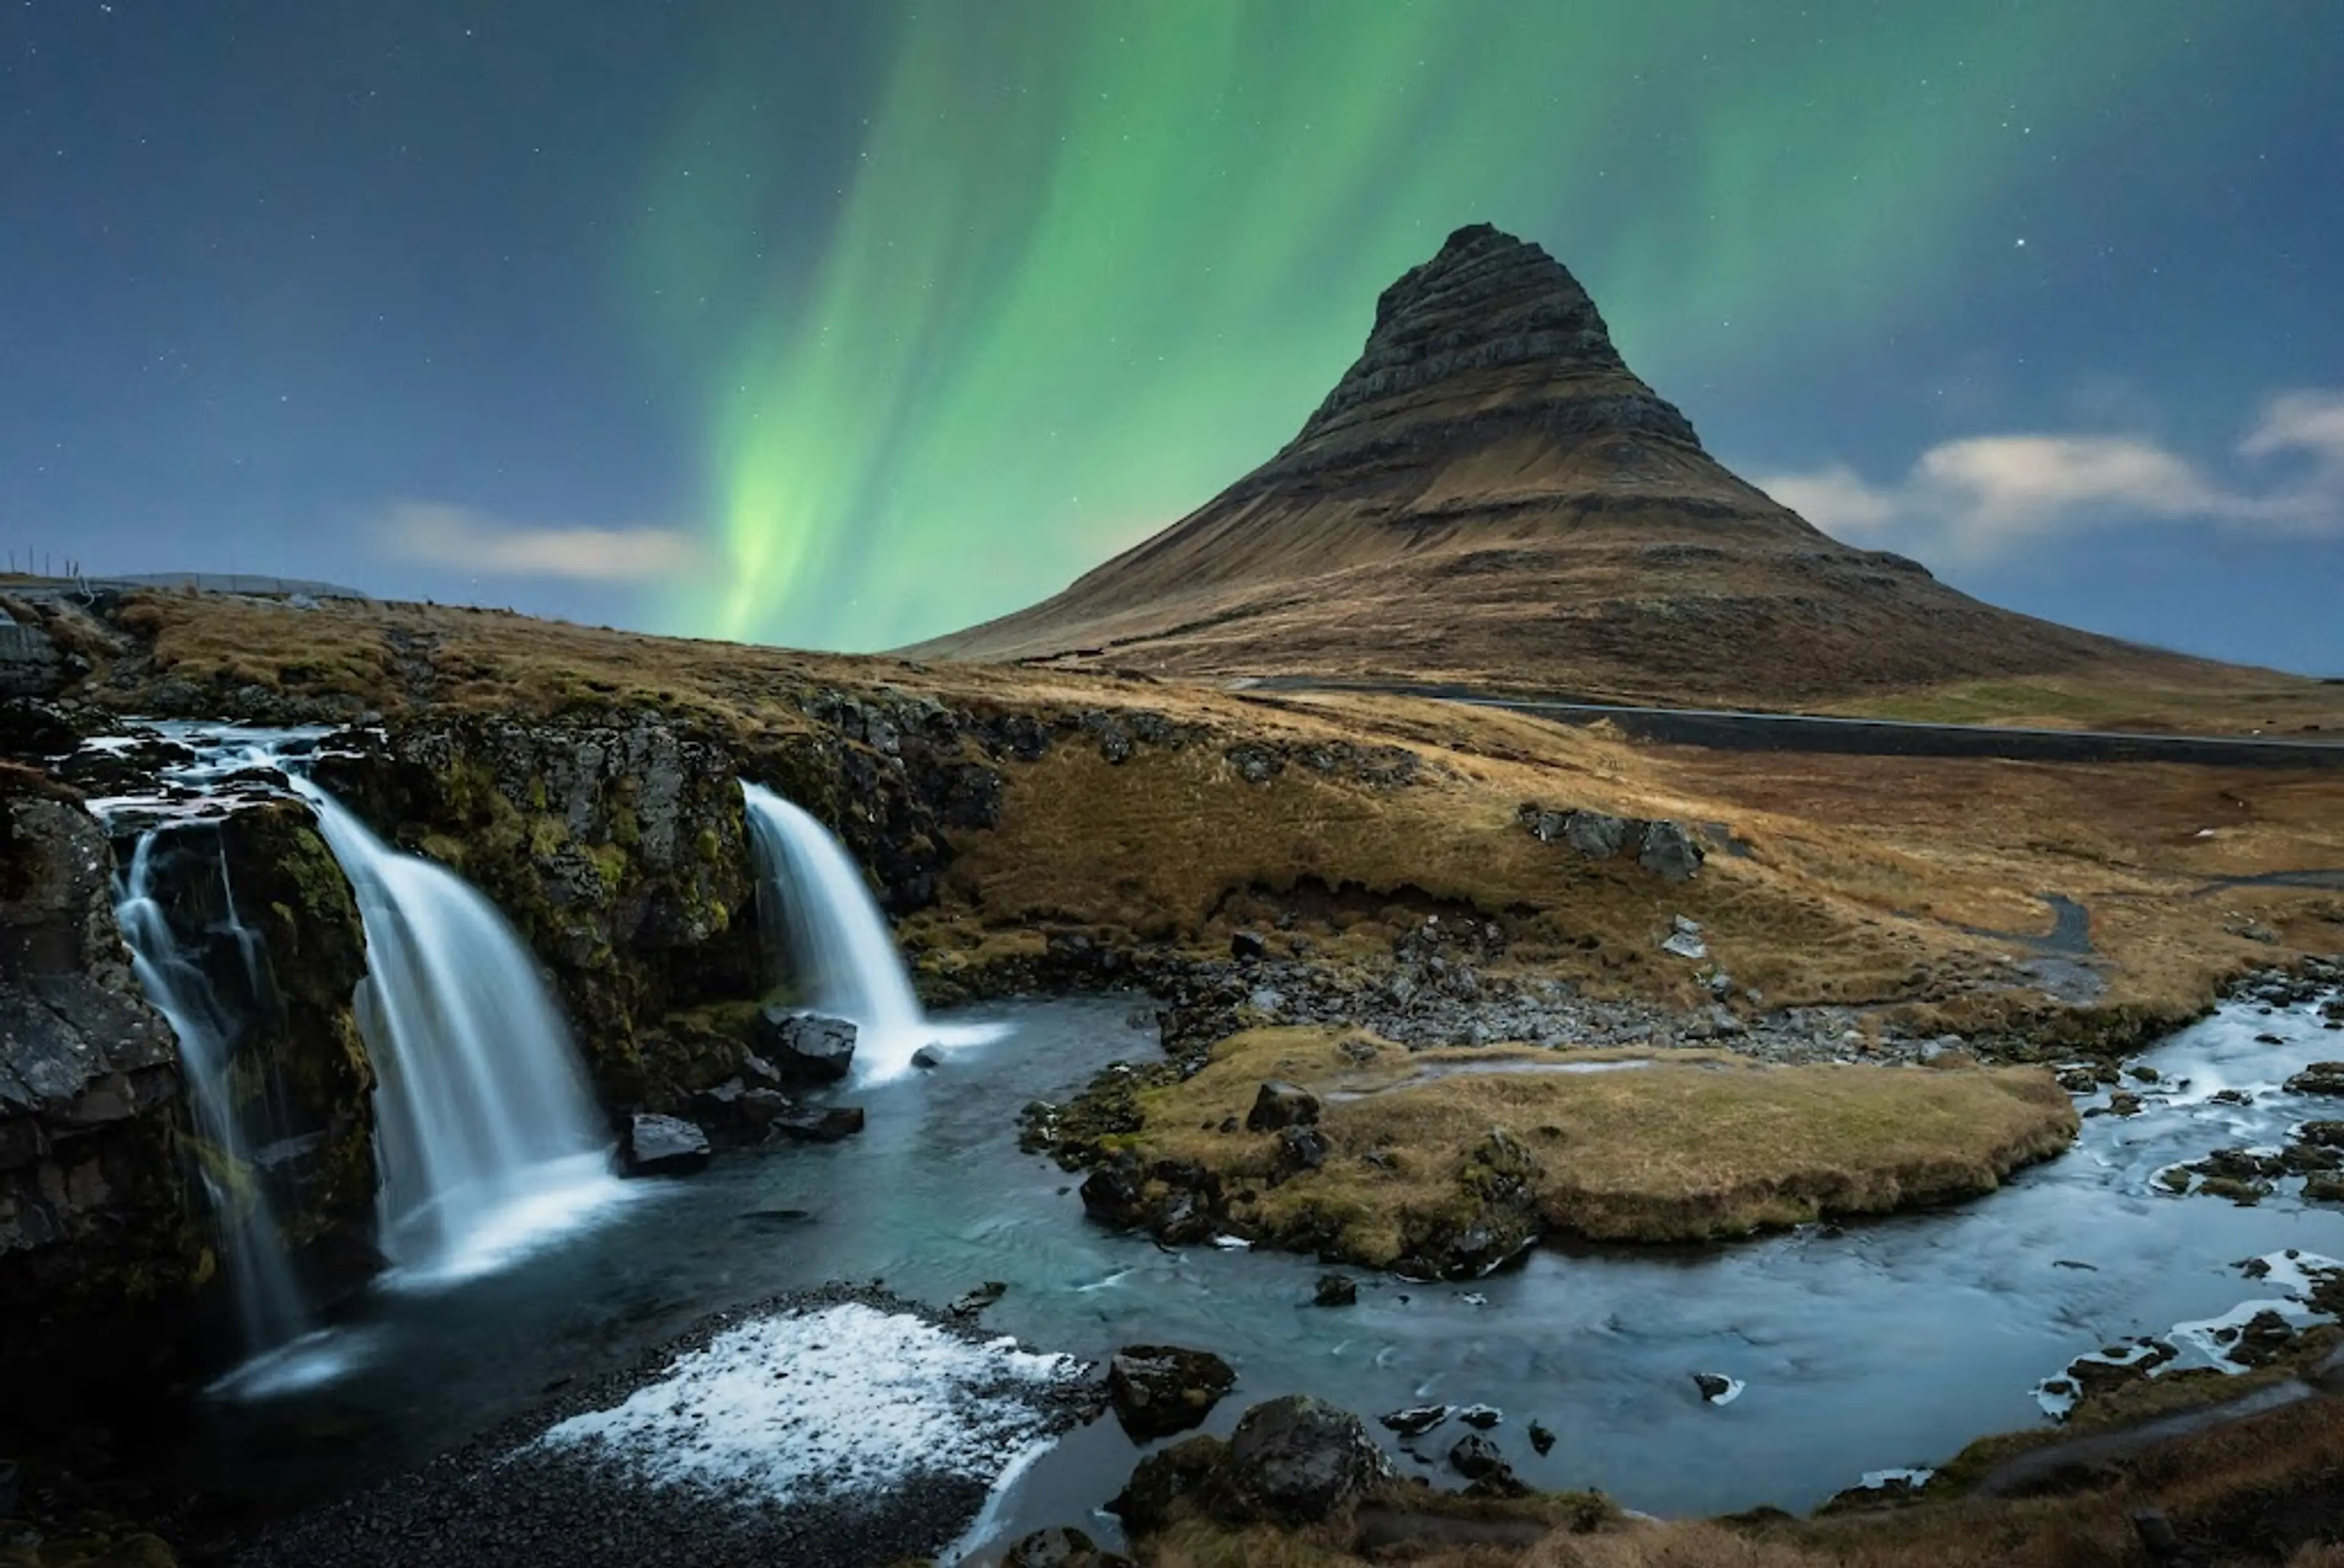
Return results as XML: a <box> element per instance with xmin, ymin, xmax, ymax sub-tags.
<box><xmin>740</xmin><ymin>783</ymin><xmax>999</xmax><ymax>1083</ymax></box>
<box><xmin>291</xmin><ymin>780</ymin><xmax>631</xmax><ymax>1287</ymax></box>
<box><xmin>114</xmin><ymin>826</ymin><xmax>313</xmax><ymax>1359</ymax></box>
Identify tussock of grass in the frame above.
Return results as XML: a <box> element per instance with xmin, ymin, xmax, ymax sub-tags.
<box><xmin>1132</xmin><ymin>1028</ymin><xmax>2077</xmax><ymax>1254</ymax></box>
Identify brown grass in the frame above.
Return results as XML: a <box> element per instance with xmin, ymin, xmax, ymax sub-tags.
<box><xmin>1138</xmin><ymin>1391</ymin><xmax>2344</xmax><ymax>1568</ymax></box>
<box><xmin>1127</xmin><ymin>1028</ymin><xmax>2077</xmax><ymax>1252</ymax></box>
<box><xmin>86</xmin><ymin>593</ymin><xmax>2344</xmax><ymax>1028</ymax></box>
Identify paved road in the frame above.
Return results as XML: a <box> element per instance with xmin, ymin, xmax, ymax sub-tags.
<box><xmin>1242</xmin><ymin>679</ymin><xmax>2344</xmax><ymax>770</ymax></box>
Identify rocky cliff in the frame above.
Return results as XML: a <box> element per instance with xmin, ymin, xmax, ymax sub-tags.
<box><xmin>0</xmin><ymin>780</ymin><xmax>190</xmax><ymax>1404</ymax></box>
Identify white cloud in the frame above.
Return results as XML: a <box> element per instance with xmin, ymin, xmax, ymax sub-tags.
<box><xmin>1754</xmin><ymin>386</ymin><xmax>2344</xmax><ymax>562</ymax></box>
<box><xmin>378</xmin><ymin>502</ymin><xmax>706</xmax><ymax>582</ymax></box>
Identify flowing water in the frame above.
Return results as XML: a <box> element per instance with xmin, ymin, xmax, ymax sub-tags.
<box><xmin>289</xmin><ymin>780</ymin><xmax>634</xmax><ymax>1288</ymax></box>
<box><xmin>112</xmin><ymin>824</ymin><xmax>333</xmax><ymax>1392</ymax></box>
<box><xmin>740</xmin><ymin>780</ymin><xmax>1000</xmax><ymax>1082</ymax></box>
<box><xmin>183</xmin><ymin>983</ymin><xmax>2344</xmax><ymax>1557</ymax></box>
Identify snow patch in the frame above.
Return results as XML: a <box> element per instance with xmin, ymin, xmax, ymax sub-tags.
<box><xmin>536</xmin><ymin>1303</ymin><xmax>1083</xmax><ymax>1506</ymax></box>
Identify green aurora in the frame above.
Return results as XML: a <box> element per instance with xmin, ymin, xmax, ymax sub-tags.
<box><xmin>639</xmin><ymin>1</ymin><xmax>2182</xmax><ymax>652</ymax></box>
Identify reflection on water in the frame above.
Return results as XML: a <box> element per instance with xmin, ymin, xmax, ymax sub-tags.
<box><xmin>193</xmin><ymin>985</ymin><xmax>2344</xmax><ymax>1547</ymax></box>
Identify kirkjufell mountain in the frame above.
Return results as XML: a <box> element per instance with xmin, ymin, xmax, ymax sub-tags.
<box><xmin>911</xmin><ymin>223</ymin><xmax>2230</xmax><ymax>703</ymax></box>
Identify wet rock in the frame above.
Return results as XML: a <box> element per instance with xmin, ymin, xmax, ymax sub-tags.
<box><xmin>2107</xmin><ymin>1090</ymin><xmax>2144</xmax><ymax>1116</ymax></box>
<box><xmin>1245</xmin><ymin>1080</ymin><xmax>1320</xmax><ymax>1131</ymax></box>
<box><xmin>2056</xmin><ymin>1066</ymin><xmax>2102</xmax><ymax>1094</ymax></box>
<box><xmin>1379</xmin><ymin>1404</ymin><xmax>1452</xmax><ymax>1437</ymax></box>
<box><xmin>1229</xmin><ymin>929</ymin><xmax>1270</xmax><ymax>962</ymax></box>
<box><xmin>1109</xmin><ymin>1433</ymin><xmax>1231</xmax><ymax>1536</ymax></box>
<box><xmin>1312</xmin><ymin>1272</ymin><xmax>1359</xmax><ymax>1308</ymax></box>
<box><xmin>758</xmin><ymin>1010</ymin><xmax>858</xmax><ymax>1084</ymax></box>
<box><xmin>1528</xmin><ymin>1420</ymin><xmax>1557</xmax><ymax>1456</ymax></box>
<box><xmin>1080</xmin><ymin>1157</ymin><xmax>1149</xmax><ymax>1228</ymax></box>
<box><xmin>910</xmin><ymin>1044</ymin><xmax>944</xmax><ymax>1069</ymax></box>
<box><xmin>2305</xmin><ymin>1174</ymin><xmax>2344</xmax><ymax>1204</ymax></box>
<box><xmin>762</xmin><ymin>1104</ymin><xmax>866</xmax><ymax>1143</ymax></box>
<box><xmin>621</xmin><ymin>1113</ymin><xmax>711</xmax><ymax>1176</ymax></box>
<box><xmin>2199</xmin><ymin>1176</ymin><xmax>2268</xmax><ymax>1205</ymax></box>
<box><xmin>1002</xmin><ymin>1526</ymin><xmax>1135</xmax><ymax>1568</ymax></box>
<box><xmin>1107</xmin><ymin>1345</ymin><xmax>1238</xmax><ymax>1440</ymax></box>
<box><xmin>2210</xmin><ymin>1088</ymin><xmax>2255</xmax><ymax>1107</ymax></box>
<box><xmin>1226</xmin><ymin>1395</ymin><xmax>1393</xmax><ymax>1525</ymax></box>
<box><xmin>2128</xmin><ymin>1063</ymin><xmax>2160</xmax><ymax>1083</ymax></box>
<box><xmin>1639</xmin><ymin>820</ymin><xmax>1706</xmax><ymax>882</ymax></box>
<box><xmin>1448</xmin><ymin>1433</ymin><xmax>1508</xmax><ymax>1480</ymax></box>
<box><xmin>948</xmin><ymin>1281</ymin><xmax>1007</xmax><ymax>1318</ymax></box>
<box><xmin>2218</xmin><ymin>1309</ymin><xmax>2298</xmax><ymax>1368</ymax></box>
<box><xmin>1457</xmin><ymin>1403</ymin><xmax>1502</xmax><ymax>1429</ymax></box>
<box><xmin>1692</xmin><ymin>1372</ymin><xmax>1741</xmax><ymax>1404</ymax></box>
<box><xmin>2288</xmin><ymin>1062</ymin><xmax>2344</xmax><ymax>1096</ymax></box>
<box><xmin>690</xmin><ymin>1077</ymin><xmax>793</xmax><ymax>1141</ymax></box>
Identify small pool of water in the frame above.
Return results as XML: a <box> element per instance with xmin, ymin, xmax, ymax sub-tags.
<box><xmin>189</xmin><ymin>986</ymin><xmax>2344</xmax><ymax>1557</ymax></box>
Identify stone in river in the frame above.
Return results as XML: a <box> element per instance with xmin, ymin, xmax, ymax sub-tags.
<box><xmin>1378</xmin><ymin>1403</ymin><xmax>1452</xmax><ymax>1437</ymax></box>
<box><xmin>1313</xmin><ymin>1272</ymin><xmax>1358</xmax><ymax>1307</ymax></box>
<box><xmin>1227</xmin><ymin>1395</ymin><xmax>1392</xmax><ymax>1525</ymax></box>
<box><xmin>758</xmin><ymin>1008</ymin><xmax>858</xmax><ymax>1083</ymax></box>
<box><xmin>621</xmin><ymin>1113</ymin><xmax>711</xmax><ymax>1176</ymax></box>
<box><xmin>1107</xmin><ymin>1345</ymin><xmax>1238</xmax><ymax>1441</ymax></box>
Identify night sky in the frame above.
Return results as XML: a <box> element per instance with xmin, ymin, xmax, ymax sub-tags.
<box><xmin>5</xmin><ymin>2</ymin><xmax>2340</xmax><ymax>673</ymax></box>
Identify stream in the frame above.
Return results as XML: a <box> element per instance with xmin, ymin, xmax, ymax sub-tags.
<box><xmin>184</xmin><ymin>981</ymin><xmax>2344</xmax><ymax>1557</ymax></box>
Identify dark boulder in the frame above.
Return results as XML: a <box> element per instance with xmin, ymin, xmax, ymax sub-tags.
<box><xmin>1109</xmin><ymin>1434</ymin><xmax>1231</xmax><ymax>1537</ymax></box>
<box><xmin>1528</xmin><ymin>1420</ymin><xmax>1557</xmax><ymax>1455</ymax></box>
<box><xmin>1448</xmin><ymin>1433</ymin><xmax>1508</xmax><ymax>1480</ymax></box>
<box><xmin>763</xmin><ymin>1104</ymin><xmax>865</xmax><ymax>1143</ymax></box>
<box><xmin>1230</xmin><ymin>929</ymin><xmax>1270</xmax><ymax>962</ymax></box>
<box><xmin>1314</xmin><ymin>1272</ymin><xmax>1358</xmax><ymax>1307</ymax></box>
<box><xmin>949</xmin><ymin>1281</ymin><xmax>1007</xmax><ymax>1318</ymax></box>
<box><xmin>1226</xmin><ymin>1394</ymin><xmax>1393</xmax><ymax>1525</ymax></box>
<box><xmin>757</xmin><ymin>1008</ymin><xmax>858</xmax><ymax>1084</ymax></box>
<box><xmin>910</xmin><ymin>1043</ymin><xmax>945</xmax><ymax>1069</ymax></box>
<box><xmin>1692</xmin><ymin>1372</ymin><xmax>1741</xmax><ymax>1404</ymax></box>
<box><xmin>1246</xmin><ymin>1080</ymin><xmax>1320</xmax><ymax>1132</ymax></box>
<box><xmin>1107</xmin><ymin>1345</ymin><xmax>1238</xmax><ymax>1440</ymax></box>
<box><xmin>1564</xmin><ymin>810</ymin><xmax>1632</xmax><ymax>860</ymax></box>
<box><xmin>2288</xmin><ymin>1062</ymin><xmax>2344</xmax><ymax>1096</ymax></box>
<box><xmin>1002</xmin><ymin>1526</ymin><xmax>1134</xmax><ymax>1568</ymax></box>
<box><xmin>1638</xmin><ymin>820</ymin><xmax>1707</xmax><ymax>882</ymax></box>
<box><xmin>690</xmin><ymin>1077</ymin><xmax>793</xmax><ymax>1143</ymax></box>
<box><xmin>621</xmin><ymin>1113</ymin><xmax>711</xmax><ymax>1176</ymax></box>
<box><xmin>1457</xmin><ymin>1404</ymin><xmax>1502</xmax><ymax>1429</ymax></box>
<box><xmin>1080</xmin><ymin>1158</ymin><xmax>1150</xmax><ymax>1229</ymax></box>
<box><xmin>1271</xmin><ymin>1125</ymin><xmax>1329</xmax><ymax>1181</ymax></box>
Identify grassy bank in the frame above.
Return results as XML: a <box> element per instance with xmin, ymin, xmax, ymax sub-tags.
<box><xmin>1120</xmin><ymin>1028</ymin><xmax>2077</xmax><ymax>1259</ymax></box>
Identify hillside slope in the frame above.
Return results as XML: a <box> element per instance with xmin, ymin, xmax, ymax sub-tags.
<box><xmin>909</xmin><ymin>224</ymin><xmax>2257</xmax><ymax>707</ymax></box>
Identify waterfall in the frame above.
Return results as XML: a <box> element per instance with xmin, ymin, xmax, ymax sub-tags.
<box><xmin>740</xmin><ymin>783</ymin><xmax>998</xmax><ymax>1084</ymax></box>
<box><xmin>114</xmin><ymin>826</ymin><xmax>313</xmax><ymax>1359</ymax></box>
<box><xmin>292</xmin><ymin>781</ymin><xmax>630</xmax><ymax>1287</ymax></box>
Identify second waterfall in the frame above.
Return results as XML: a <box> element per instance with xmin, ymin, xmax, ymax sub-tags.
<box><xmin>294</xmin><ymin>780</ymin><xmax>632</xmax><ymax>1285</ymax></box>
<box><xmin>740</xmin><ymin>782</ymin><xmax>997</xmax><ymax>1083</ymax></box>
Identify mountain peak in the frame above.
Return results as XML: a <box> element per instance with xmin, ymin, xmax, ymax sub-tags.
<box><xmin>1278</xmin><ymin>223</ymin><xmax>1702</xmax><ymax>471</ymax></box>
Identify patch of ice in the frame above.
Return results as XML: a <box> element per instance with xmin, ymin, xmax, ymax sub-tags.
<box><xmin>536</xmin><ymin>1302</ymin><xmax>1084</xmax><ymax>1506</ymax></box>
<box><xmin>1210</xmin><ymin>1234</ymin><xmax>1253</xmax><ymax>1251</ymax></box>
<box><xmin>2033</xmin><ymin>1377</ymin><xmax>2078</xmax><ymax>1419</ymax></box>
<box><xmin>1860</xmin><ymin>1466</ymin><xmax>1935</xmax><ymax>1490</ymax></box>
<box><xmin>2169</xmin><ymin>1299</ymin><xmax>2319</xmax><ymax>1370</ymax></box>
